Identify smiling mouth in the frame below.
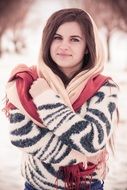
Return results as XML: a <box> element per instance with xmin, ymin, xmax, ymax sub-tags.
<box><xmin>57</xmin><ymin>53</ymin><xmax>71</xmax><ymax>56</ymax></box>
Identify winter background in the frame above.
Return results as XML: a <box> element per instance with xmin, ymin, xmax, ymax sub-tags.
<box><xmin>0</xmin><ymin>1</ymin><xmax>127</xmax><ymax>190</ymax></box>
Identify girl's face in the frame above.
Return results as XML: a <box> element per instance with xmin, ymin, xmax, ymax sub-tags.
<box><xmin>50</xmin><ymin>21</ymin><xmax>86</xmax><ymax>78</ymax></box>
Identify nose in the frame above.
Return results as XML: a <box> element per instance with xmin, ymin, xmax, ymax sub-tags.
<box><xmin>59</xmin><ymin>40</ymin><xmax>69</xmax><ymax>51</ymax></box>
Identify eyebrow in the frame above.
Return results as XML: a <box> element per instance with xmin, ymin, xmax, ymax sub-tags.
<box><xmin>55</xmin><ymin>33</ymin><xmax>83</xmax><ymax>39</ymax></box>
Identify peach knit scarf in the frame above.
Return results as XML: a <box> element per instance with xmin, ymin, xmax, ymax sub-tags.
<box><xmin>37</xmin><ymin>13</ymin><xmax>107</xmax><ymax>110</ymax></box>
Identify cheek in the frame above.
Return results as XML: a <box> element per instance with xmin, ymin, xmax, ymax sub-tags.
<box><xmin>77</xmin><ymin>46</ymin><xmax>85</xmax><ymax>59</ymax></box>
<box><xmin>80</xmin><ymin>44</ymin><xmax>86</xmax><ymax>56</ymax></box>
<box><xmin>50</xmin><ymin>44</ymin><xmax>55</xmax><ymax>58</ymax></box>
<box><xmin>74</xmin><ymin>48</ymin><xmax>85</xmax><ymax>62</ymax></box>
<box><xmin>50</xmin><ymin>41</ymin><xmax>58</xmax><ymax>52</ymax></box>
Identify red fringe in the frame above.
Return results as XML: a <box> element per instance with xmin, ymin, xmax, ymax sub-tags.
<box><xmin>3</xmin><ymin>100</ymin><xmax>16</xmax><ymax>117</ymax></box>
<box><xmin>55</xmin><ymin>162</ymin><xmax>96</xmax><ymax>190</ymax></box>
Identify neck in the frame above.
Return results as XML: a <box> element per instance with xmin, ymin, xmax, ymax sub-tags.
<box><xmin>59</xmin><ymin>65</ymin><xmax>83</xmax><ymax>79</ymax></box>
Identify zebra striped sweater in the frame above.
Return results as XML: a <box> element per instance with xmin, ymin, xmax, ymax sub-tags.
<box><xmin>9</xmin><ymin>80</ymin><xmax>118</xmax><ymax>190</ymax></box>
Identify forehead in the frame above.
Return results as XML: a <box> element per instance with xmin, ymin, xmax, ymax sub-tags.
<box><xmin>56</xmin><ymin>21</ymin><xmax>84</xmax><ymax>36</ymax></box>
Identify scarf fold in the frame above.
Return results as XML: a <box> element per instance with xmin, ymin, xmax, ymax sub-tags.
<box><xmin>5</xmin><ymin>64</ymin><xmax>43</xmax><ymax>126</ymax></box>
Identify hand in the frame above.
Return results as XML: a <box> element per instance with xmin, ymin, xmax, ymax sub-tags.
<box><xmin>29</xmin><ymin>78</ymin><xmax>50</xmax><ymax>98</ymax></box>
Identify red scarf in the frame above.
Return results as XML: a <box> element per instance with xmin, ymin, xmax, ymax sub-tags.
<box><xmin>6</xmin><ymin>65</ymin><xmax>109</xmax><ymax>120</ymax></box>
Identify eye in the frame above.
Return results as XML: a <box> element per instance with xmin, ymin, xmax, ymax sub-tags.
<box><xmin>71</xmin><ymin>38</ymin><xmax>80</xmax><ymax>42</ymax></box>
<box><xmin>53</xmin><ymin>35</ymin><xmax>62</xmax><ymax>40</ymax></box>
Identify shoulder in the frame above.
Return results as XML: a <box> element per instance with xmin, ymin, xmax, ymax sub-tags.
<box><xmin>8</xmin><ymin>64</ymin><xmax>37</xmax><ymax>82</ymax></box>
<box><xmin>10</xmin><ymin>63</ymin><xmax>29</xmax><ymax>75</ymax></box>
<box><xmin>79</xmin><ymin>79</ymin><xmax>119</xmax><ymax>114</ymax></box>
<box><xmin>88</xmin><ymin>78</ymin><xmax>119</xmax><ymax>104</ymax></box>
<box><xmin>100</xmin><ymin>78</ymin><xmax>119</xmax><ymax>95</ymax></box>
<box><xmin>88</xmin><ymin>79</ymin><xmax>119</xmax><ymax>108</ymax></box>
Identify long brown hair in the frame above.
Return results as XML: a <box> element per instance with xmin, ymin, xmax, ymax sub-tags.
<box><xmin>40</xmin><ymin>8</ymin><xmax>96</xmax><ymax>85</ymax></box>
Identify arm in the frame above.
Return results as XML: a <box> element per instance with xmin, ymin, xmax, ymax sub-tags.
<box><xmin>9</xmin><ymin>108</ymin><xmax>87</xmax><ymax>165</ymax></box>
<box><xmin>32</xmin><ymin>80</ymin><xmax>118</xmax><ymax>156</ymax></box>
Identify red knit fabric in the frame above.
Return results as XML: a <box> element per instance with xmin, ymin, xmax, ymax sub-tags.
<box><xmin>58</xmin><ymin>162</ymin><xmax>97</xmax><ymax>190</ymax></box>
<box><xmin>6</xmin><ymin>64</ymin><xmax>42</xmax><ymax>123</ymax></box>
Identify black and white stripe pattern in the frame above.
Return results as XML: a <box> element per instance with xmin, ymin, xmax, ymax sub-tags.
<box><xmin>9</xmin><ymin>80</ymin><xmax>118</xmax><ymax>189</ymax></box>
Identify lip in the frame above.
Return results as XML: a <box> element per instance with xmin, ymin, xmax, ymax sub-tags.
<box><xmin>57</xmin><ymin>53</ymin><xmax>71</xmax><ymax>56</ymax></box>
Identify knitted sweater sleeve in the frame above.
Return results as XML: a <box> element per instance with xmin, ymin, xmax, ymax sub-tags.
<box><xmin>33</xmin><ymin>80</ymin><xmax>118</xmax><ymax>156</ymax></box>
<box><xmin>9</xmin><ymin>108</ymin><xmax>86</xmax><ymax>165</ymax></box>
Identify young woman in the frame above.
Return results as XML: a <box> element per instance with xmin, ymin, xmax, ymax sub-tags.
<box><xmin>5</xmin><ymin>8</ymin><xmax>118</xmax><ymax>190</ymax></box>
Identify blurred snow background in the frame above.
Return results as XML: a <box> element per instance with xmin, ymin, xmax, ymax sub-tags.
<box><xmin>0</xmin><ymin>0</ymin><xmax>127</xmax><ymax>190</ymax></box>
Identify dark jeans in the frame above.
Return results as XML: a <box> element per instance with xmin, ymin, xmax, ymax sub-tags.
<box><xmin>24</xmin><ymin>182</ymin><xmax>37</xmax><ymax>190</ymax></box>
<box><xmin>24</xmin><ymin>181</ymin><xmax>104</xmax><ymax>190</ymax></box>
<box><xmin>82</xmin><ymin>181</ymin><xmax>104</xmax><ymax>190</ymax></box>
